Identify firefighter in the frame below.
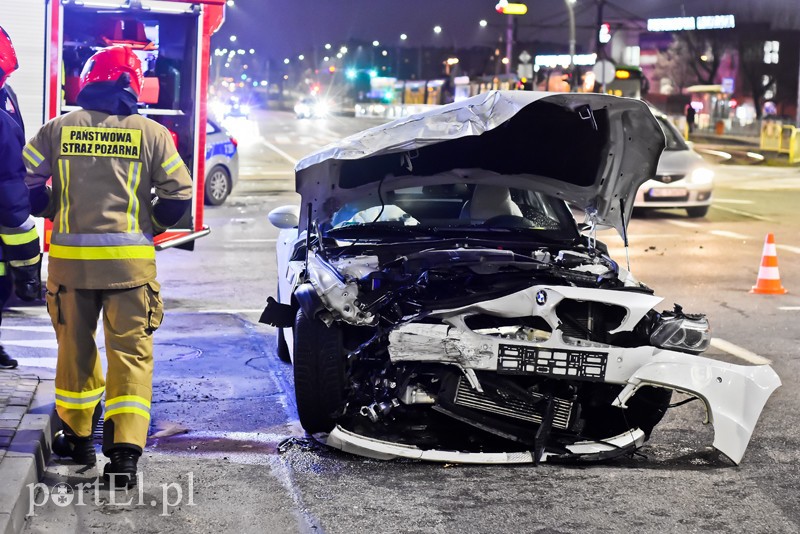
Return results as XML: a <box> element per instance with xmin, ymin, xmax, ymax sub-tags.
<box><xmin>0</xmin><ymin>25</ymin><xmax>42</xmax><ymax>370</ymax></box>
<box><xmin>24</xmin><ymin>45</ymin><xmax>192</xmax><ymax>488</ymax></box>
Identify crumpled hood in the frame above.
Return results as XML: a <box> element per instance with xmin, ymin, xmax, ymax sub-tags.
<box><xmin>295</xmin><ymin>90</ymin><xmax>665</xmax><ymax>237</ymax></box>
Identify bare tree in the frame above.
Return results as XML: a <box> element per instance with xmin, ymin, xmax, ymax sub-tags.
<box><xmin>652</xmin><ymin>38</ymin><xmax>697</xmax><ymax>94</ymax></box>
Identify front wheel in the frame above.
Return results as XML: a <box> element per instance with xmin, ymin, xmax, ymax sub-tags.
<box><xmin>292</xmin><ymin>309</ymin><xmax>345</xmax><ymax>433</ymax></box>
<box><xmin>204</xmin><ymin>165</ymin><xmax>231</xmax><ymax>206</ymax></box>
<box><xmin>686</xmin><ymin>205</ymin><xmax>709</xmax><ymax>218</ymax></box>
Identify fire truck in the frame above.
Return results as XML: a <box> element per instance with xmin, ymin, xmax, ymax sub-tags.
<box><xmin>5</xmin><ymin>0</ymin><xmax>225</xmax><ymax>250</ymax></box>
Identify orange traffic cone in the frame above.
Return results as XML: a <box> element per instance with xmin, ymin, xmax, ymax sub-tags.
<box><xmin>750</xmin><ymin>233</ymin><xmax>788</xmax><ymax>294</ymax></box>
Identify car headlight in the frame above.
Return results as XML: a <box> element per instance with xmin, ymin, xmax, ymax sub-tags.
<box><xmin>689</xmin><ymin>167</ymin><xmax>714</xmax><ymax>185</ymax></box>
<box><xmin>313</xmin><ymin>102</ymin><xmax>330</xmax><ymax>116</ymax></box>
<box><xmin>649</xmin><ymin>310</ymin><xmax>711</xmax><ymax>354</ymax></box>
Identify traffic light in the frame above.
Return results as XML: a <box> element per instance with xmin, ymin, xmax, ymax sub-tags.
<box><xmin>599</xmin><ymin>23</ymin><xmax>611</xmax><ymax>44</ymax></box>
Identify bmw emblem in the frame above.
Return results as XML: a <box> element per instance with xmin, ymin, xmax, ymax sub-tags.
<box><xmin>535</xmin><ymin>290</ymin><xmax>547</xmax><ymax>305</ymax></box>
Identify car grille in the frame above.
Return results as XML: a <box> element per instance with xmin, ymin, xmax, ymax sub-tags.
<box><xmin>653</xmin><ymin>174</ymin><xmax>686</xmax><ymax>184</ymax></box>
<box><xmin>453</xmin><ymin>377</ymin><xmax>572</xmax><ymax>429</ymax></box>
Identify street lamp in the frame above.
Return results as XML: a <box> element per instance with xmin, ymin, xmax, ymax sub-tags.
<box><xmin>565</xmin><ymin>0</ymin><xmax>576</xmax><ymax>91</ymax></box>
<box><xmin>400</xmin><ymin>33</ymin><xmax>408</xmax><ymax>41</ymax></box>
<box><xmin>229</xmin><ymin>35</ymin><xmax>237</xmax><ymax>42</ymax></box>
<box><xmin>433</xmin><ymin>25</ymin><xmax>442</xmax><ymax>34</ymax></box>
<box><xmin>479</xmin><ymin>19</ymin><xmax>488</xmax><ymax>28</ymax></box>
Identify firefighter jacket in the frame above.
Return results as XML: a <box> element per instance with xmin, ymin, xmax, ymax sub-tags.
<box><xmin>0</xmin><ymin>97</ymin><xmax>30</xmax><ymax>229</ymax></box>
<box><xmin>0</xmin><ymin>100</ymin><xmax>39</xmax><ymax>281</ymax></box>
<box><xmin>24</xmin><ymin>110</ymin><xmax>192</xmax><ymax>289</ymax></box>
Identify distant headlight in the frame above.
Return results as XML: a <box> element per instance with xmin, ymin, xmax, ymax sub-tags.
<box><xmin>240</xmin><ymin>105</ymin><xmax>251</xmax><ymax>115</ymax></box>
<box><xmin>313</xmin><ymin>101</ymin><xmax>330</xmax><ymax>116</ymax></box>
<box><xmin>650</xmin><ymin>312</ymin><xmax>711</xmax><ymax>355</ymax></box>
<box><xmin>689</xmin><ymin>167</ymin><xmax>714</xmax><ymax>185</ymax></box>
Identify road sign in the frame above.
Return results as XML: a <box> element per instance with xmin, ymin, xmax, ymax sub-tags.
<box><xmin>518</xmin><ymin>50</ymin><xmax>531</xmax><ymax>64</ymax></box>
<box><xmin>592</xmin><ymin>59</ymin><xmax>615</xmax><ymax>85</ymax></box>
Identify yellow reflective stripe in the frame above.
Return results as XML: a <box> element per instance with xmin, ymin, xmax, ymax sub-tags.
<box><xmin>58</xmin><ymin>159</ymin><xmax>71</xmax><ymax>233</ymax></box>
<box><xmin>49</xmin><ymin>244</ymin><xmax>155</xmax><ymax>260</ymax></box>
<box><xmin>55</xmin><ymin>398</ymin><xmax>103</xmax><ymax>410</ymax></box>
<box><xmin>125</xmin><ymin>162</ymin><xmax>142</xmax><ymax>233</ymax></box>
<box><xmin>55</xmin><ymin>385</ymin><xmax>106</xmax><ymax>399</ymax></box>
<box><xmin>105</xmin><ymin>407</ymin><xmax>151</xmax><ymax>420</ymax></box>
<box><xmin>23</xmin><ymin>145</ymin><xmax>45</xmax><ymax>166</ymax></box>
<box><xmin>105</xmin><ymin>395</ymin><xmax>151</xmax><ymax>409</ymax></box>
<box><xmin>162</xmin><ymin>153</ymin><xmax>183</xmax><ymax>176</ymax></box>
<box><xmin>9</xmin><ymin>257</ymin><xmax>40</xmax><ymax>268</ymax></box>
<box><xmin>1</xmin><ymin>227</ymin><xmax>39</xmax><ymax>246</ymax></box>
<box><xmin>161</xmin><ymin>152</ymin><xmax>180</xmax><ymax>169</ymax></box>
<box><xmin>0</xmin><ymin>264</ymin><xmax>5</xmax><ymax>276</ymax></box>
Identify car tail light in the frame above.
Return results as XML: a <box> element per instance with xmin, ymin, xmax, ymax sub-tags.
<box><xmin>229</xmin><ymin>136</ymin><xmax>238</xmax><ymax>148</ymax></box>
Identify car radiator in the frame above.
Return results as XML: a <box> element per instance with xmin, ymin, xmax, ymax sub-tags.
<box><xmin>453</xmin><ymin>377</ymin><xmax>573</xmax><ymax>430</ymax></box>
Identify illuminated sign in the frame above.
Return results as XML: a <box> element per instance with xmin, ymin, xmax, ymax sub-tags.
<box><xmin>534</xmin><ymin>53</ymin><xmax>597</xmax><ymax>68</ymax></box>
<box><xmin>647</xmin><ymin>14</ymin><xmax>735</xmax><ymax>32</ymax></box>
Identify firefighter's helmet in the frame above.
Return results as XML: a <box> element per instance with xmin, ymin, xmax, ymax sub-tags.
<box><xmin>0</xmin><ymin>26</ymin><xmax>19</xmax><ymax>89</ymax></box>
<box><xmin>79</xmin><ymin>45</ymin><xmax>143</xmax><ymax>97</ymax></box>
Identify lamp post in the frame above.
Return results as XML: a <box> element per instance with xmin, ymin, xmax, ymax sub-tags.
<box><xmin>565</xmin><ymin>0</ymin><xmax>577</xmax><ymax>91</ymax></box>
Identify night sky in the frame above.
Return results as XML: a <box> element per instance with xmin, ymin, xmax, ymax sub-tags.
<box><xmin>212</xmin><ymin>0</ymin><xmax>800</xmax><ymax>62</ymax></box>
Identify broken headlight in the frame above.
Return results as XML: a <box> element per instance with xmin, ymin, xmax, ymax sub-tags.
<box><xmin>649</xmin><ymin>311</ymin><xmax>710</xmax><ymax>355</ymax></box>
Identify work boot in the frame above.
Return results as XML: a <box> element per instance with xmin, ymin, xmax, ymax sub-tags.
<box><xmin>103</xmin><ymin>448</ymin><xmax>140</xmax><ymax>489</ymax></box>
<box><xmin>0</xmin><ymin>345</ymin><xmax>18</xmax><ymax>370</ymax></box>
<box><xmin>52</xmin><ymin>430</ymin><xmax>97</xmax><ymax>465</ymax></box>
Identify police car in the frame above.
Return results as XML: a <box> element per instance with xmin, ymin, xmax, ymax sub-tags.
<box><xmin>205</xmin><ymin>119</ymin><xmax>239</xmax><ymax>206</ymax></box>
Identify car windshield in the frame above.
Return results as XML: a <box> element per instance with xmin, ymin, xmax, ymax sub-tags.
<box><xmin>657</xmin><ymin>116</ymin><xmax>688</xmax><ymax>151</ymax></box>
<box><xmin>325</xmin><ymin>182</ymin><xmax>579</xmax><ymax>241</ymax></box>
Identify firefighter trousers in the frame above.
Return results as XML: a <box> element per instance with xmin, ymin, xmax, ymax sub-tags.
<box><xmin>45</xmin><ymin>280</ymin><xmax>164</xmax><ymax>453</ymax></box>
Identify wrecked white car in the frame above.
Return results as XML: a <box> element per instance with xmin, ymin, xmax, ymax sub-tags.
<box><xmin>261</xmin><ymin>91</ymin><xmax>780</xmax><ymax>465</ymax></box>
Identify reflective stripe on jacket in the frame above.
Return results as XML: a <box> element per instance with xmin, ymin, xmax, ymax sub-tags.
<box><xmin>24</xmin><ymin>110</ymin><xmax>192</xmax><ymax>289</ymax></box>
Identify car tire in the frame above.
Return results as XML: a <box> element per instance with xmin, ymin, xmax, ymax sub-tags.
<box><xmin>276</xmin><ymin>328</ymin><xmax>291</xmax><ymax>363</ymax></box>
<box><xmin>292</xmin><ymin>308</ymin><xmax>345</xmax><ymax>433</ymax></box>
<box><xmin>204</xmin><ymin>165</ymin><xmax>231</xmax><ymax>206</ymax></box>
<box><xmin>686</xmin><ymin>206</ymin><xmax>709</xmax><ymax>218</ymax></box>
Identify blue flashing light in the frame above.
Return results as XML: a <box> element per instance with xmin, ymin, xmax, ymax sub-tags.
<box><xmin>346</xmin><ymin>68</ymin><xmax>357</xmax><ymax>80</ymax></box>
<box><xmin>368</xmin><ymin>69</ymin><xmax>378</xmax><ymax>78</ymax></box>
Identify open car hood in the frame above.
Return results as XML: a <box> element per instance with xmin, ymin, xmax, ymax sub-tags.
<box><xmin>295</xmin><ymin>91</ymin><xmax>665</xmax><ymax>237</ymax></box>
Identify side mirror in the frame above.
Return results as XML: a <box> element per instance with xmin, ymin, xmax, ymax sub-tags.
<box><xmin>268</xmin><ymin>205</ymin><xmax>300</xmax><ymax>229</ymax></box>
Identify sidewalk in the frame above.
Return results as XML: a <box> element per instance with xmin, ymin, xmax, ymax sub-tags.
<box><xmin>0</xmin><ymin>370</ymin><xmax>55</xmax><ymax>534</ymax></box>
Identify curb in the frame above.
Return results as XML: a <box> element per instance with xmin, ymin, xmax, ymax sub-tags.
<box><xmin>0</xmin><ymin>379</ymin><xmax>55</xmax><ymax>534</ymax></box>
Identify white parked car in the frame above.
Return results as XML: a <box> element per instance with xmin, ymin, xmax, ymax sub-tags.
<box><xmin>261</xmin><ymin>91</ymin><xmax>779</xmax><ymax>465</ymax></box>
<box><xmin>634</xmin><ymin>113</ymin><xmax>714</xmax><ymax>218</ymax></box>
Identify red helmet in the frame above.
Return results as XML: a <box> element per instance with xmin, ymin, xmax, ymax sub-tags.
<box><xmin>79</xmin><ymin>45</ymin><xmax>143</xmax><ymax>97</ymax></box>
<box><xmin>0</xmin><ymin>26</ymin><xmax>19</xmax><ymax>89</ymax></box>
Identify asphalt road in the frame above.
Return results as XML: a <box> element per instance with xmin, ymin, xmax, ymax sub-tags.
<box><xmin>13</xmin><ymin>108</ymin><xmax>800</xmax><ymax>533</ymax></box>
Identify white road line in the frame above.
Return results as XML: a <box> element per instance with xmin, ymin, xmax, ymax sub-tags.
<box><xmin>711</xmin><ymin>204</ymin><xmax>773</xmax><ymax>222</ymax></box>
<box><xmin>16</xmin><ymin>358</ymin><xmax>59</xmax><ymax>369</ymax></box>
<box><xmin>240</xmin><ymin>170</ymin><xmax>293</xmax><ymax>176</ymax></box>
<box><xmin>777</xmin><ymin>244</ymin><xmax>800</xmax><ymax>255</ymax></box>
<box><xmin>710</xmin><ymin>230</ymin><xmax>750</xmax><ymax>239</ymax></box>
<box><xmin>714</xmin><ymin>198</ymin><xmax>754</xmax><ymax>205</ymax></box>
<box><xmin>710</xmin><ymin>338</ymin><xmax>772</xmax><ymax>365</ymax></box>
<box><xmin>188</xmin><ymin>308</ymin><xmax>264</xmax><ymax>315</ymax></box>
<box><xmin>0</xmin><ymin>325</ymin><xmax>53</xmax><ymax>333</ymax></box>
<box><xmin>2</xmin><ymin>339</ymin><xmax>59</xmax><ymax>350</ymax></box>
<box><xmin>779</xmin><ymin>307</ymin><xmax>800</xmax><ymax>311</ymax></box>
<box><xmin>665</xmin><ymin>220</ymin><xmax>700</xmax><ymax>228</ymax></box>
<box><xmin>260</xmin><ymin>139</ymin><xmax>298</xmax><ymax>166</ymax></box>
<box><xmin>698</xmin><ymin>148</ymin><xmax>733</xmax><ymax>160</ymax></box>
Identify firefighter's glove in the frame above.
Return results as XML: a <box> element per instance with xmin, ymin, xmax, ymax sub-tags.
<box><xmin>12</xmin><ymin>255</ymin><xmax>43</xmax><ymax>302</ymax></box>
